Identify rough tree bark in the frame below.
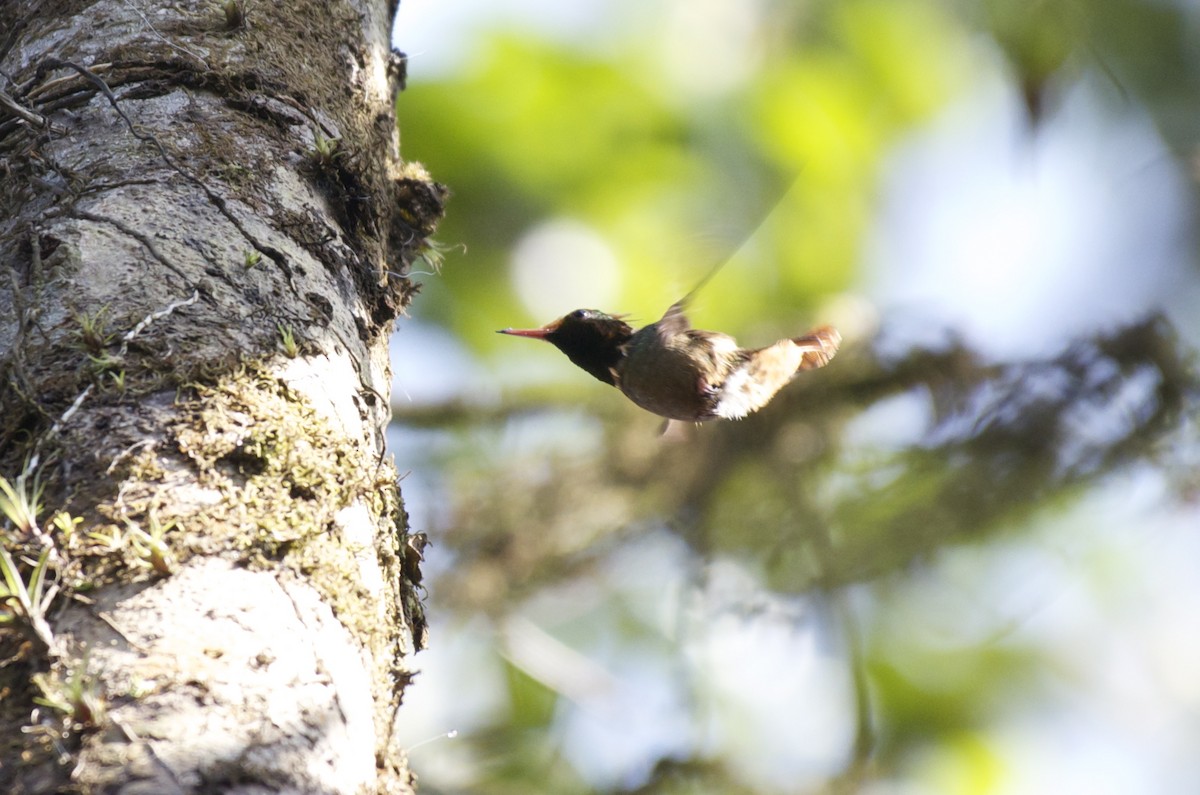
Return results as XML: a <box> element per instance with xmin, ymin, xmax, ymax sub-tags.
<box><xmin>0</xmin><ymin>1</ymin><xmax>441</xmax><ymax>792</ymax></box>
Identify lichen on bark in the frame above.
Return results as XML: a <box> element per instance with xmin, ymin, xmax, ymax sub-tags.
<box><xmin>0</xmin><ymin>0</ymin><xmax>442</xmax><ymax>791</ymax></box>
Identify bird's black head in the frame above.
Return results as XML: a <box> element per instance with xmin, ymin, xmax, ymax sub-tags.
<box><xmin>499</xmin><ymin>309</ymin><xmax>634</xmax><ymax>385</ymax></box>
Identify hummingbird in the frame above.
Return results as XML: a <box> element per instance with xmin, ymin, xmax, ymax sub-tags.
<box><xmin>498</xmin><ymin>274</ymin><xmax>840</xmax><ymax>422</ymax></box>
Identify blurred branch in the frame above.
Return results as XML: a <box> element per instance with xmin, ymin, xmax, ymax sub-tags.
<box><xmin>823</xmin><ymin>315</ymin><xmax>1191</xmax><ymax>584</ymax></box>
<box><xmin>391</xmin><ymin>393</ymin><xmax>627</xmax><ymax>428</ymax></box>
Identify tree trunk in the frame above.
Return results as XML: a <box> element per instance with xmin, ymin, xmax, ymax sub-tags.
<box><xmin>0</xmin><ymin>1</ymin><xmax>441</xmax><ymax>792</ymax></box>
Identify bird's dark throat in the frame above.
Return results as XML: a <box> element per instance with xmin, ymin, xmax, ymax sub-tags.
<box><xmin>545</xmin><ymin>312</ymin><xmax>634</xmax><ymax>386</ymax></box>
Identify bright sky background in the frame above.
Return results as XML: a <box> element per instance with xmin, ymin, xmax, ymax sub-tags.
<box><xmin>866</xmin><ymin>71</ymin><xmax>1197</xmax><ymax>359</ymax></box>
<box><xmin>395</xmin><ymin>0</ymin><xmax>616</xmax><ymax>77</ymax></box>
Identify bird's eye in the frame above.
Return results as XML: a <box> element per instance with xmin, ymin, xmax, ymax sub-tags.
<box><xmin>569</xmin><ymin>309</ymin><xmax>588</xmax><ymax>320</ymax></box>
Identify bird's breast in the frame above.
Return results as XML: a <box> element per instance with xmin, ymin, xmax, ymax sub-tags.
<box><xmin>616</xmin><ymin>328</ymin><xmax>741</xmax><ymax>421</ymax></box>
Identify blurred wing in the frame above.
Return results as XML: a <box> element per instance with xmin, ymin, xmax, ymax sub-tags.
<box><xmin>653</xmin><ymin>299</ymin><xmax>693</xmax><ymax>338</ymax></box>
<box><xmin>715</xmin><ymin>326</ymin><xmax>841</xmax><ymax>420</ymax></box>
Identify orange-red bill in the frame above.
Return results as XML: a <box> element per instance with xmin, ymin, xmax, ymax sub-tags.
<box><xmin>497</xmin><ymin>317</ymin><xmax>563</xmax><ymax>339</ymax></box>
<box><xmin>497</xmin><ymin>327</ymin><xmax>552</xmax><ymax>339</ymax></box>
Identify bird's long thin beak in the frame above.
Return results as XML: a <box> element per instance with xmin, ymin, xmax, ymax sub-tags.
<box><xmin>497</xmin><ymin>324</ymin><xmax>555</xmax><ymax>339</ymax></box>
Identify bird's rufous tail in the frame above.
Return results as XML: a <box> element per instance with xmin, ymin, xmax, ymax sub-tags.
<box><xmin>791</xmin><ymin>325</ymin><xmax>841</xmax><ymax>371</ymax></box>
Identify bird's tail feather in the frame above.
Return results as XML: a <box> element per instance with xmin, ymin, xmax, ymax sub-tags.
<box><xmin>790</xmin><ymin>325</ymin><xmax>841</xmax><ymax>371</ymax></box>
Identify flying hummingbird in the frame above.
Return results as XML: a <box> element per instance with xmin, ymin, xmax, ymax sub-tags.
<box><xmin>498</xmin><ymin>270</ymin><xmax>840</xmax><ymax>422</ymax></box>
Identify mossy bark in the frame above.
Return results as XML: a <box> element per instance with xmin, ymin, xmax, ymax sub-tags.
<box><xmin>0</xmin><ymin>1</ymin><xmax>440</xmax><ymax>792</ymax></box>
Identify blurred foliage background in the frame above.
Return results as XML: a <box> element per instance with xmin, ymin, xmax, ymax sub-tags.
<box><xmin>388</xmin><ymin>0</ymin><xmax>1200</xmax><ymax>793</ymax></box>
